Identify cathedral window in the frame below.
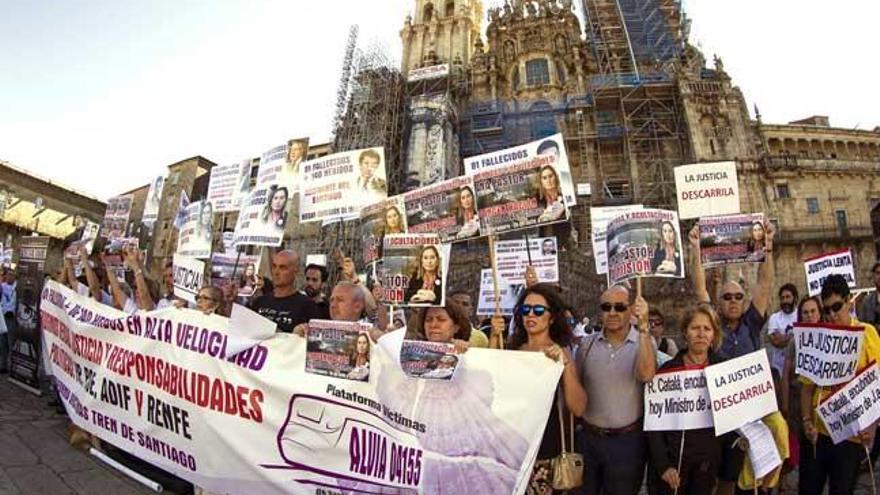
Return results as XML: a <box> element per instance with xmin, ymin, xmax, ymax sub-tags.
<box><xmin>775</xmin><ymin>184</ymin><xmax>790</xmax><ymax>199</ymax></box>
<box><xmin>526</xmin><ymin>59</ymin><xmax>550</xmax><ymax>86</ymax></box>
<box><xmin>807</xmin><ymin>198</ymin><xmax>819</xmax><ymax>214</ymax></box>
<box><xmin>445</xmin><ymin>0</ymin><xmax>455</xmax><ymax>17</ymax></box>
<box><xmin>424</xmin><ymin>2</ymin><xmax>434</xmax><ymax>23</ymax></box>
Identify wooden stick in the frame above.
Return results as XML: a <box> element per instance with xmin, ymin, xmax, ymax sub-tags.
<box><xmin>673</xmin><ymin>431</ymin><xmax>685</xmax><ymax>495</ymax></box>
<box><xmin>524</xmin><ymin>231</ymin><xmax>532</xmax><ymax>265</ymax></box>
<box><xmin>488</xmin><ymin>234</ymin><xmax>504</xmax><ymax>350</ymax></box>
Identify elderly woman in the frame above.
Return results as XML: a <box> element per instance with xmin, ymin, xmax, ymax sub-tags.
<box><xmin>503</xmin><ymin>283</ymin><xmax>587</xmax><ymax>494</ymax></box>
<box><xmin>406</xmin><ymin>300</ymin><xmax>471</xmax><ymax>353</ymax></box>
<box><xmin>647</xmin><ymin>304</ymin><xmax>725</xmax><ymax>495</ymax></box>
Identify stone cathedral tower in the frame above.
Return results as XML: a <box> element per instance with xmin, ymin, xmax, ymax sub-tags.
<box><xmin>400</xmin><ymin>0</ymin><xmax>482</xmax><ymax>186</ymax></box>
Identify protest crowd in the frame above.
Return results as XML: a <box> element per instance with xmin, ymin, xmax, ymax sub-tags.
<box><xmin>5</xmin><ymin>139</ymin><xmax>880</xmax><ymax>495</ymax></box>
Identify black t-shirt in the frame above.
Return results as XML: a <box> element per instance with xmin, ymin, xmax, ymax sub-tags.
<box><xmin>251</xmin><ymin>292</ymin><xmax>318</xmax><ymax>333</ymax></box>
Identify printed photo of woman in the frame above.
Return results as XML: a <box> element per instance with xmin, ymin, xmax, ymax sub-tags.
<box><xmin>404</xmin><ymin>245</ymin><xmax>443</xmax><ymax>305</ymax></box>
<box><xmin>454</xmin><ymin>185</ymin><xmax>481</xmax><ymax>238</ymax></box>
<box><xmin>383</xmin><ymin>205</ymin><xmax>405</xmax><ymax>235</ymax></box>
<box><xmin>346</xmin><ymin>332</ymin><xmax>370</xmax><ymax>381</ymax></box>
<box><xmin>651</xmin><ymin>220</ymin><xmax>683</xmax><ymax>276</ymax></box>
<box><xmin>197</xmin><ymin>201</ymin><xmax>214</xmax><ymax>243</ymax></box>
<box><xmin>535</xmin><ymin>165</ymin><xmax>566</xmax><ymax>222</ymax></box>
<box><xmin>261</xmin><ymin>185</ymin><xmax>289</xmax><ymax>232</ymax></box>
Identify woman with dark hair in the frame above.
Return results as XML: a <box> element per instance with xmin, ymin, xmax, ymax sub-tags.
<box><xmin>346</xmin><ymin>333</ymin><xmax>370</xmax><ymax>381</ymax></box>
<box><xmin>237</xmin><ymin>263</ymin><xmax>258</xmax><ymax>299</ymax></box>
<box><xmin>506</xmin><ymin>283</ymin><xmax>587</xmax><ymax>494</ymax></box>
<box><xmin>407</xmin><ymin>300</ymin><xmax>472</xmax><ymax>353</ymax></box>
<box><xmin>648</xmin><ymin>304</ymin><xmax>725</xmax><ymax>495</ymax></box>
<box><xmin>454</xmin><ymin>186</ymin><xmax>481</xmax><ymax>238</ymax></box>
<box><xmin>783</xmin><ymin>296</ymin><xmax>822</xmax><ymax>493</ymax></box>
<box><xmin>261</xmin><ymin>185</ymin><xmax>289</xmax><ymax>231</ymax></box>
<box><xmin>404</xmin><ymin>245</ymin><xmax>443</xmax><ymax>304</ymax></box>
<box><xmin>197</xmin><ymin>201</ymin><xmax>214</xmax><ymax>242</ymax></box>
<box><xmin>746</xmin><ymin>221</ymin><xmax>766</xmax><ymax>253</ymax></box>
<box><xmin>651</xmin><ymin>220</ymin><xmax>682</xmax><ymax>276</ymax></box>
<box><xmin>536</xmin><ymin>166</ymin><xmax>566</xmax><ymax>222</ymax></box>
<box><xmin>383</xmin><ymin>205</ymin><xmax>405</xmax><ymax>235</ymax></box>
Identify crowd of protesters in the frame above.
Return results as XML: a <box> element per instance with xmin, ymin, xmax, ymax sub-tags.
<box><xmin>3</xmin><ymin>215</ymin><xmax>880</xmax><ymax>495</ymax></box>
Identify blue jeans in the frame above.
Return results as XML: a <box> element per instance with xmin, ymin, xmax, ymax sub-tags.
<box><xmin>580</xmin><ymin>427</ymin><xmax>646</xmax><ymax>495</ymax></box>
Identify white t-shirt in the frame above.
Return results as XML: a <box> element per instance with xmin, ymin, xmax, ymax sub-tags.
<box><xmin>767</xmin><ymin>309</ymin><xmax>797</xmax><ymax>374</ymax></box>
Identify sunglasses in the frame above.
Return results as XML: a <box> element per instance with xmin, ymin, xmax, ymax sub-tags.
<box><xmin>649</xmin><ymin>319</ymin><xmax>664</xmax><ymax>327</ymax></box>
<box><xmin>600</xmin><ymin>303</ymin><xmax>629</xmax><ymax>313</ymax></box>
<box><xmin>519</xmin><ymin>304</ymin><xmax>548</xmax><ymax>317</ymax></box>
<box><xmin>823</xmin><ymin>301</ymin><xmax>846</xmax><ymax>315</ymax></box>
<box><xmin>721</xmin><ymin>293</ymin><xmax>745</xmax><ymax>301</ymax></box>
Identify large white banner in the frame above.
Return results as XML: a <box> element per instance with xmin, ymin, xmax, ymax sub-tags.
<box><xmin>590</xmin><ymin>205</ymin><xmax>642</xmax><ymax>275</ymax></box>
<box><xmin>207</xmin><ymin>160</ymin><xmax>252</xmax><ymax>213</ymax></box>
<box><xmin>673</xmin><ymin>161</ymin><xmax>739</xmax><ymax>220</ymax></box>
<box><xmin>493</xmin><ymin>237</ymin><xmax>559</xmax><ymax>285</ymax></box>
<box><xmin>41</xmin><ymin>281</ymin><xmax>559</xmax><ymax>495</ymax></box>
<box><xmin>817</xmin><ymin>362</ymin><xmax>880</xmax><ymax>445</ymax></box>
<box><xmin>143</xmin><ymin>176</ymin><xmax>165</xmax><ymax>225</ymax></box>
<box><xmin>794</xmin><ymin>323</ymin><xmax>864</xmax><ymax>386</ymax></box>
<box><xmin>705</xmin><ymin>350</ymin><xmax>777</xmax><ymax>435</ymax></box>
<box><xmin>804</xmin><ymin>249</ymin><xmax>856</xmax><ymax>297</ymax></box>
<box><xmin>644</xmin><ymin>366</ymin><xmax>714</xmax><ymax>431</ymax></box>
<box><xmin>300</xmin><ymin>147</ymin><xmax>387</xmax><ymax>223</ymax></box>
<box><xmin>176</xmin><ymin>200</ymin><xmax>214</xmax><ymax>259</ymax></box>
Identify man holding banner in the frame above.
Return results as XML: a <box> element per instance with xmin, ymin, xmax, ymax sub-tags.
<box><xmin>689</xmin><ymin>222</ymin><xmax>775</xmax><ymax>360</ymax></box>
<box><xmin>799</xmin><ymin>274</ymin><xmax>880</xmax><ymax>495</ymax></box>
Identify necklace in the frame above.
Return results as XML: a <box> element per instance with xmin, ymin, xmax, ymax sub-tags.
<box><xmin>684</xmin><ymin>353</ymin><xmax>708</xmax><ymax>366</ymax></box>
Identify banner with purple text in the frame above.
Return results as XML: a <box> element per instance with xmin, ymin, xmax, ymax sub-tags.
<box><xmin>41</xmin><ymin>281</ymin><xmax>559</xmax><ymax>494</ymax></box>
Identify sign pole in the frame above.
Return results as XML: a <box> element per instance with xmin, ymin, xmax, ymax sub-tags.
<box><xmin>524</xmin><ymin>231</ymin><xmax>533</xmax><ymax>265</ymax></box>
<box><xmin>488</xmin><ymin>234</ymin><xmax>504</xmax><ymax>350</ymax></box>
<box><xmin>673</xmin><ymin>431</ymin><xmax>685</xmax><ymax>495</ymax></box>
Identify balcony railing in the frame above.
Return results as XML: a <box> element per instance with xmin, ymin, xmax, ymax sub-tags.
<box><xmin>776</xmin><ymin>225</ymin><xmax>874</xmax><ymax>244</ymax></box>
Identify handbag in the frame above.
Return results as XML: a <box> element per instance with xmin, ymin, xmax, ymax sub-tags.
<box><xmin>550</xmin><ymin>388</ymin><xmax>584</xmax><ymax>489</ymax></box>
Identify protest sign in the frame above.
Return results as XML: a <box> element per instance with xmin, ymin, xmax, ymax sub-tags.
<box><xmin>400</xmin><ymin>341</ymin><xmax>459</xmax><ymax>380</ymax></box>
<box><xmin>674</xmin><ymin>161</ymin><xmax>739</xmax><ymax>220</ymax></box>
<box><xmin>305</xmin><ymin>320</ymin><xmax>372</xmax><ymax>382</ymax></box>
<box><xmin>705</xmin><ymin>350</ymin><xmax>777</xmax><ymax>435</ymax></box>
<box><xmin>41</xmin><ymin>280</ymin><xmax>560</xmax><ymax>494</ymax></box>
<box><xmin>10</xmin><ymin>236</ymin><xmax>50</xmax><ymax>392</ymax></box>
<box><xmin>804</xmin><ymin>249</ymin><xmax>856</xmax><ymax>297</ymax></box>
<box><xmin>210</xmin><ymin>251</ymin><xmax>260</xmax><ymax>293</ymax></box>
<box><xmin>378</xmin><ymin>234</ymin><xmax>446</xmax><ymax>307</ymax></box>
<box><xmin>173</xmin><ymin>255</ymin><xmax>205</xmax><ymax>304</ymax></box>
<box><xmin>590</xmin><ymin>204</ymin><xmax>643</xmax><ymax>275</ymax></box>
<box><xmin>255</xmin><ymin>138</ymin><xmax>309</xmax><ymax>193</ymax></box>
<box><xmin>606</xmin><ymin>208</ymin><xmax>684</xmax><ymax>286</ymax></box>
<box><xmin>698</xmin><ymin>213</ymin><xmax>766</xmax><ymax>267</ymax></box>
<box><xmin>300</xmin><ymin>147</ymin><xmax>387</xmax><ymax>223</ymax></box>
<box><xmin>65</xmin><ymin>220</ymin><xmax>102</xmax><ymax>260</ymax></box>
<box><xmin>493</xmin><ymin>237</ymin><xmax>559</xmax><ymax>285</ymax></box>
<box><xmin>476</xmin><ymin>269</ymin><xmax>520</xmax><ymax>316</ymax></box>
<box><xmin>644</xmin><ymin>366</ymin><xmax>714</xmax><ymax>431</ymax></box>
<box><xmin>817</xmin><ymin>362</ymin><xmax>880</xmax><ymax>444</ymax></box>
<box><xmin>305</xmin><ymin>254</ymin><xmax>327</xmax><ymax>268</ymax></box>
<box><xmin>207</xmin><ymin>160</ymin><xmax>251</xmax><ymax>213</ymax></box>
<box><xmin>101</xmin><ymin>194</ymin><xmax>133</xmax><ymax>240</ymax></box>
<box><xmin>404</xmin><ymin>176</ymin><xmax>481</xmax><ymax>243</ymax></box>
<box><xmin>737</xmin><ymin>420</ymin><xmax>782</xmax><ymax>480</ymax></box>
<box><xmin>143</xmin><ymin>175</ymin><xmax>165</xmax><ymax>225</ymax></box>
<box><xmin>232</xmin><ymin>182</ymin><xmax>290</xmax><ymax>248</ymax></box>
<box><xmin>465</xmin><ymin>133</ymin><xmax>576</xmax><ymax>207</ymax></box>
<box><xmin>468</xmin><ymin>155</ymin><xmax>570</xmax><ymax>234</ymax></box>
<box><xmin>176</xmin><ymin>200</ymin><xmax>214</xmax><ymax>259</ymax></box>
<box><xmin>795</xmin><ymin>323</ymin><xmax>864</xmax><ymax>386</ymax></box>
<box><xmin>359</xmin><ymin>197</ymin><xmax>407</xmax><ymax>266</ymax></box>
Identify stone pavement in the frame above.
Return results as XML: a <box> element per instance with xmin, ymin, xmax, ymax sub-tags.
<box><xmin>0</xmin><ymin>376</ymin><xmax>154</xmax><ymax>495</ymax></box>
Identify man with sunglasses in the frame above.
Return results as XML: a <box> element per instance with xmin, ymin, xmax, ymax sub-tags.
<box><xmin>689</xmin><ymin>222</ymin><xmax>775</xmax><ymax>360</ymax></box>
<box><xmin>576</xmin><ymin>285</ymin><xmax>656</xmax><ymax>495</ymax></box>
<box><xmin>799</xmin><ymin>274</ymin><xmax>880</xmax><ymax>494</ymax></box>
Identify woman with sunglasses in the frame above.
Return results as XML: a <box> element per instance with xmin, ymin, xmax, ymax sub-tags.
<box><xmin>508</xmin><ymin>284</ymin><xmax>587</xmax><ymax>494</ymax></box>
<box><xmin>798</xmin><ymin>274</ymin><xmax>880</xmax><ymax>495</ymax></box>
<box><xmin>647</xmin><ymin>304</ymin><xmax>725</xmax><ymax>495</ymax></box>
<box><xmin>195</xmin><ymin>286</ymin><xmax>226</xmax><ymax>316</ymax></box>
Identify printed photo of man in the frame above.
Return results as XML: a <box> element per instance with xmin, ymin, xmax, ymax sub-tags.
<box><xmin>353</xmin><ymin>149</ymin><xmax>387</xmax><ymax>205</ymax></box>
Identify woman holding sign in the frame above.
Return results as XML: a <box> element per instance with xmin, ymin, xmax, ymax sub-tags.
<box><xmin>404</xmin><ymin>245</ymin><xmax>443</xmax><ymax>304</ymax></box>
<box><xmin>647</xmin><ymin>304</ymin><xmax>725</xmax><ymax>495</ymax></box>
<box><xmin>651</xmin><ymin>221</ymin><xmax>682</xmax><ymax>277</ymax></box>
<box><xmin>508</xmin><ymin>284</ymin><xmax>587</xmax><ymax>494</ymax></box>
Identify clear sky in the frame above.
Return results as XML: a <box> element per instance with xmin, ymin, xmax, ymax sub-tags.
<box><xmin>1</xmin><ymin>0</ymin><xmax>876</xmax><ymax>201</ymax></box>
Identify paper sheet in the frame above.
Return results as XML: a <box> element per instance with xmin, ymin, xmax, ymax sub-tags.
<box><xmin>737</xmin><ymin>420</ymin><xmax>781</xmax><ymax>480</ymax></box>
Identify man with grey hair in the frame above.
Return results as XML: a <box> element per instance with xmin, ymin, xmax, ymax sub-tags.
<box><xmin>294</xmin><ymin>281</ymin><xmax>385</xmax><ymax>341</ymax></box>
<box><xmin>688</xmin><ymin>222</ymin><xmax>775</xmax><ymax>359</ymax></box>
<box><xmin>251</xmin><ymin>250</ymin><xmax>317</xmax><ymax>333</ymax></box>
<box><xmin>577</xmin><ymin>284</ymin><xmax>656</xmax><ymax>494</ymax></box>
